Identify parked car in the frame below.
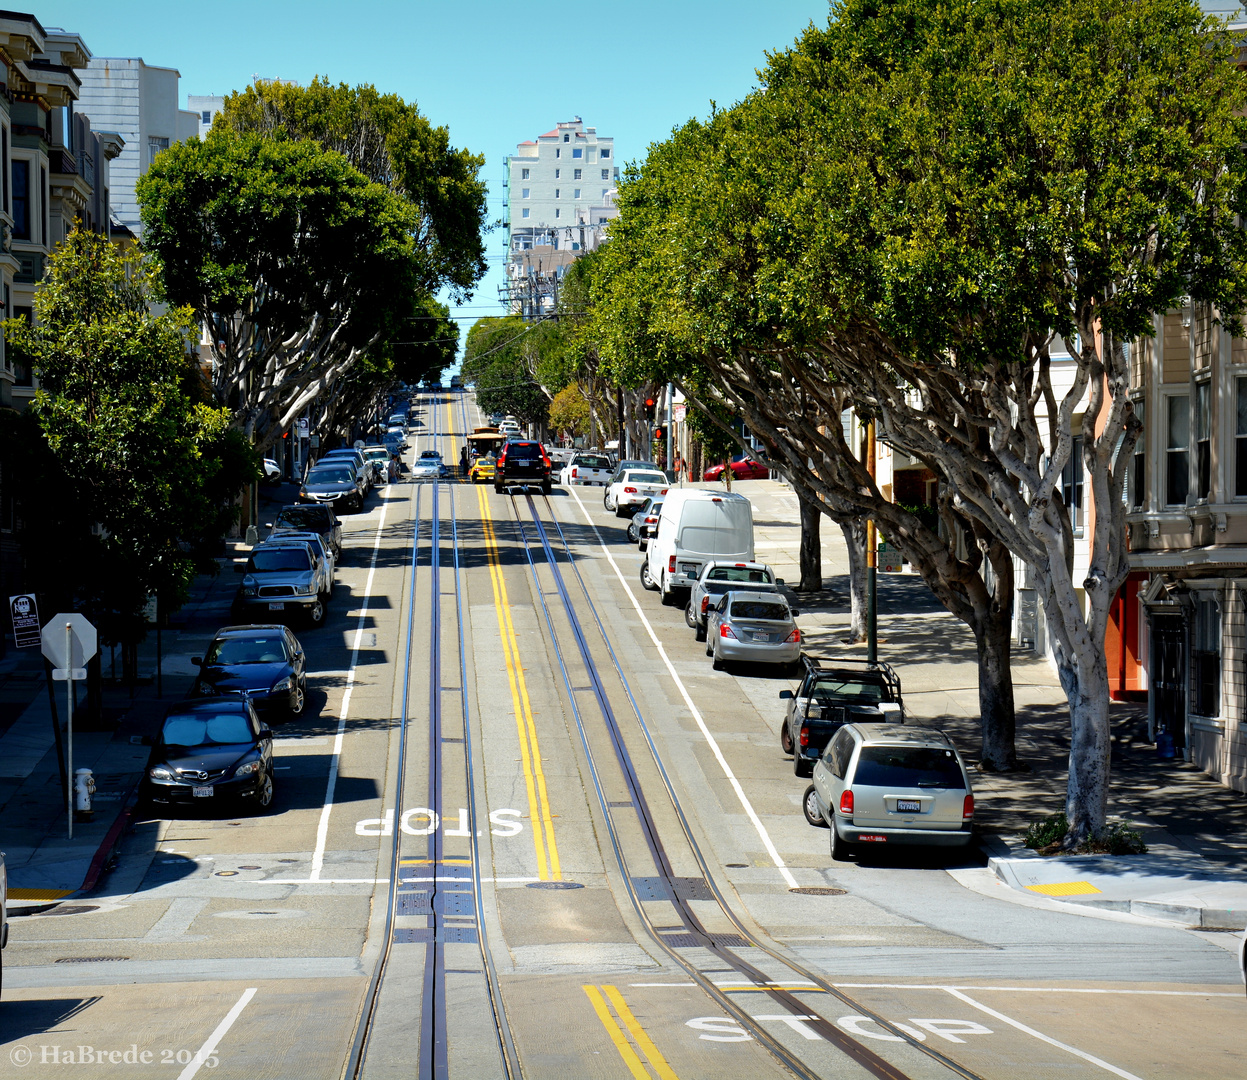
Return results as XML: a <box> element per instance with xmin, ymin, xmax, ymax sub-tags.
<box><xmin>607</xmin><ymin>468</ymin><xmax>668</xmax><ymax>518</ymax></box>
<box><xmin>495</xmin><ymin>440</ymin><xmax>552</xmax><ymax>494</ymax></box>
<box><xmin>780</xmin><ymin>657</ymin><xmax>904</xmax><ymax>778</ymax></box>
<box><xmin>1</xmin><ymin>848</ymin><xmax>7</xmax><ymax>992</ymax></box>
<box><xmin>705</xmin><ymin>590</ymin><xmax>801</xmax><ymax>671</ymax></box>
<box><xmin>450</xmin><ymin>374</ymin><xmax>463</xmax><ymax>389</ymax></box>
<box><xmin>685</xmin><ymin>561</ymin><xmax>783</xmax><ymax>641</ymax></box>
<box><xmin>627</xmin><ymin>497</ymin><xmax>664</xmax><ymax>549</ymax></box>
<box><xmin>262</xmin><ymin>458</ymin><xmax>282</xmax><ymax>483</ymax></box>
<box><xmin>300</xmin><ymin>463</ymin><xmax>365</xmax><ymax>513</ymax></box>
<box><xmin>268</xmin><ymin>504</ymin><xmax>341</xmax><ymax>560</ymax></box>
<box><xmin>560</xmin><ymin>452</ymin><xmax>614</xmax><ymax>487</ymax></box>
<box><xmin>260</xmin><ymin>529</ymin><xmax>335</xmax><ymax>584</ymax></box>
<box><xmin>383</xmin><ymin>426</ymin><xmax>409</xmax><ymax>453</ymax></box>
<box><xmin>235</xmin><ymin>539</ymin><xmax>332</xmax><ymax>627</ymax></box>
<box><xmin>810</xmin><ymin>724</ymin><xmax>975</xmax><ymax>859</ymax></box>
<box><xmin>142</xmin><ymin>699</ymin><xmax>276</xmax><ymax>812</ymax></box>
<box><xmin>643</xmin><ymin>489</ymin><xmax>754</xmax><ymax>605</ymax></box>
<box><xmin>319</xmin><ymin>449</ymin><xmax>373</xmax><ymax>491</ymax></box>
<box><xmin>412</xmin><ymin>450</ymin><xmax>448</xmax><ymax>480</ymax></box>
<box><xmin>603</xmin><ymin>461</ymin><xmax>656</xmax><ymax>510</ymax></box>
<box><xmin>192</xmin><ymin>624</ymin><xmax>308</xmax><ymax>717</ymax></box>
<box><xmin>469</xmin><ymin>453</ymin><xmax>497</xmax><ymax>484</ymax></box>
<box><xmin>359</xmin><ymin>445</ymin><xmax>391</xmax><ymax>483</ymax></box>
<box><xmin>703</xmin><ymin>455</ymin><xmax>771</xmax><ymax>482</ymax></box>
<box><xmin>387</xmin><ymin>412</ymin><xmax>409</xmax><ymax>430</ymax></box>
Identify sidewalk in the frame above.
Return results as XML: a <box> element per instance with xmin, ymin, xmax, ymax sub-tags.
<box><xmin>736</xmin><ymin>477</ymin><xmax>1247</xmax><ymax>930</ymax></box>
<box><xmin>0</xmin><ymin>481</ymin><xmax>299</xmax><ymax>905</ymax></box>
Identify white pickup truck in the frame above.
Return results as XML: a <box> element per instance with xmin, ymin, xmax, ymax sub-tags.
<box><xmin>559</xmin><ymin>452</ymin><xmax>614</xmax><ymax>487</ymax></box>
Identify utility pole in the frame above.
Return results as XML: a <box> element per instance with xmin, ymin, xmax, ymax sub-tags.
<box><xmin>666</xmin><ymin>382</ymin><xmax>673</xmax><ymax>471</ymax></box>
<box><xmin>865</xmin><ymin>419</ymin><xmax>878</xmax><ymax>666</ymax></box>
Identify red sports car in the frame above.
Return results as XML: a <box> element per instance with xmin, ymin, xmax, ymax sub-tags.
<box><xmin>703</xmin><ymin>456</ymin><xmax>770</xmax><ymax>482</ymax></box>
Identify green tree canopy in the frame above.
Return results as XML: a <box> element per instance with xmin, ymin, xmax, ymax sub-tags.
<box><xmin>461</xmin><ymin>315</ymin><xmax>552</xmax><ymax>424</ymax></box>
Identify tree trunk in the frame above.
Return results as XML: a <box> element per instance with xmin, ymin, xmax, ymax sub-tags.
<box><xmin>841</xmin><ymin>518</ymin><xmax>867</xmax><ymax>644</ymax></box>
<box><xmin>975</xmin><ymin>604</ymin><xmax>1018</xmax><ymax>771</ymax></box>
<box><xmin>1062</xmin><ymin>661</ymin><xmax>1112</xmax><ymax>844</ymax></box>
<box><xmin>798</xmin><ymin>491</ymin><xmax>822</xmax><ymax>592</ymax></box>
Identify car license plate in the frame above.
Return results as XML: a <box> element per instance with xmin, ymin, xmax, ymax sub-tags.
<box><xmin>752</xmin><ymin>632</ymin><xmax>771</xmax><ymax>642</ymax></box>
<box><xmin>896</xmin><ymin>799</ymin><xmax>921</xmax><ymax>812</ymax></box>
<box><xmin>858</xmin><ymin>834</ymin><xmax>887</xmax><ymax>842</ymax></box>
<box><xmin>268</xmin><ymin>602</ymin><xmax>285</xmax><ymax>611</ymax></box>
<box><xmin>192</xmin><ymin>785</ymin><xmax>214</xmax><ymax>798</ymax></box>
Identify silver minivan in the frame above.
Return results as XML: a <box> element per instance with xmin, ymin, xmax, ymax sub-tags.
<box><xmin>811</xmin><ymin>723</ymin><xmax>974</xmax><ymax>860</ymax></box>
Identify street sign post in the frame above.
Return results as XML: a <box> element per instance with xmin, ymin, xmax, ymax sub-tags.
<box><xmin>41</xmin><ymin>613</ymin><xmax>98</xmax><ymax>839</ymax></box>
<box><xmin>9</xmin><ymin>593</ymin><xmax>40</xmax><ymax>648</ymax></box>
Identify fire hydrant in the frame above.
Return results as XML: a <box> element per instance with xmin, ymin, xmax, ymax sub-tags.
<box><xmin>74</xmin><ymin>768</ymin><xmax>96</xmax><ymax>821</ymax></box>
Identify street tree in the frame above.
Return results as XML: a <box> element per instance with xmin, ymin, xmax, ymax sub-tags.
<box><xmin>462</xmin><ymin>315</ymin><xmax>553</xmax><ymax>425</ymax></box>
<box><xmin>4</xmin><ymin>229</ymin><xmax>254</xmax><ymax>645</ymax></box>
<box><xmin>138</xmin><ymin>131</ymin><xmax>427</xmax><ymax>454</ymax></box>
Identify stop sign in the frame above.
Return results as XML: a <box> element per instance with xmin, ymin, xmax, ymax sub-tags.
<box><xmin>40</xmin><ymin>612</ymin><xmax>98</xmax><ymax>670</ymax></box>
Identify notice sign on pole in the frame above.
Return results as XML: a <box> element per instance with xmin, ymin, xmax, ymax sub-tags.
<box><xmin>9</xmin><ymin>594</ymin><xmax>40</xmax><ymax>648</ymax></box>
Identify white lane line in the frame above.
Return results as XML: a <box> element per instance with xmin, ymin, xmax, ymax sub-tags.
<box><xmin>309</xmin><ymin>500</ymin><xmax>391</xmax><ymax>881</ymax></box>
<box><xmin>176</xmin><ymin>986</ymin><xmax>256</xmax><ymax>1080</ymax></box>
<box><xmin>942</xmin><ymin>987</ymin><xmax>1144</xmax><ymax>1080</ymax></box>
<box><xmin>217</xmin><ymin>876</ymin><xmax>542</xmax><ymax>885</ymax></box>
<box><xmin>566</xmin><ymin>486</ymin><xmax>799</xmax><ymax>889</ymax></box>
<box><xmin>836</xmin><ymin>983</ymin><xmax>1242</xmax><ymax>997</ymax></box>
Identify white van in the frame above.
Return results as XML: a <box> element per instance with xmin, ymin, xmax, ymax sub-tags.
<box><xmin>642</xmin><ymin>490</ymin><xmax>754</xmax><ymax>605</ymax></box>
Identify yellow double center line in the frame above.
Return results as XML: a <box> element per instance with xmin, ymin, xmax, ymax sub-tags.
<box><xmin>583</xmin><ymin>985</ymin><xmax>679</xmax><ymax>1080</ymax></box>
<box><xmin>475</xmin><ymin>483</ymin><xmax>561</xmax><ymax>880</ymax></box>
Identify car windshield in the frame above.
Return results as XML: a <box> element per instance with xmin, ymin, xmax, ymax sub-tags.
<box><xmin>275</xmin><ymin>507</ymin><xmax>328</xmax><ymax>530</ymax></box>
<box><xmin>363</xmin><ymin>449</ymin><xmax>389</xmax><ymax>461</ymax></box>
<box><xmin>811</xmin><ymin>677</ymin><xmax>886</xmax><ymax>704</ymax></box>
<box><xmin>708</xmin><ymin>566</ymin><xmax>773</xmax><ymax>583</ymax></box>
<box><xmin>576</xmin><ymin>455</ymin><xmax>611</xmax><ymax>468</ymax></box>
<box><xmin>729</xmin><ymin>600</ymin><xmax>789</xmax><ymax>621</ymax></box>
<box><xmin>308</xmin><ymin>469</ymin><xmax>352</xmax><ymax>484</ymax></box>
<box><xmin>420</xmin><ymin>450</ymin><xmax>442</xmax><ymax>459</ymax></box>
<box><xmin>625</xmin><ymin>471</ymin><xmax>666</xmax><ymax>485</ymax></box>
<box><xmin>162</xmin><ymin>712</ymin><xmax>254</xmax><ymax>747</ymax></box>
<box><xmin>205</xmin><ymin>637</ymin><xmax>286</xmax><ymax>665</ymax></box>
<box><xmin>853</xmin><ymin>745</ymin><xmax>963</xmax><ymax>788</ymax></box>
<box><xmin>250</xmin><ymin>548</ymin><xmax>310</xmax><ymax>573</ymax></box>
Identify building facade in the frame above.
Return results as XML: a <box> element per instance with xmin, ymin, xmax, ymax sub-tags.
<box><xmin>187</xmin><ymin>93</ymin><xmax>223</xmax><ymax>138</ymax></box>
<box><xmin>76</xmin><ymin>57</ymin><xmax>197</xmax><ymax>236</ymax></box>
<box><xmin>503</xmin><ymin>117</ymin><xmax>619</xmax><ymax>317</ymax></box>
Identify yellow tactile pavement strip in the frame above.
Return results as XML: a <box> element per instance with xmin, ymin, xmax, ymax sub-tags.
<box><xmin>474</xmin><ymin>481</ymin><xmax>561</xmax><ymax>881</ymax></box>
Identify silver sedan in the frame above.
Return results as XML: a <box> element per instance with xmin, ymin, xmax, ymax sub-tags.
<box><xmin>705</xmin><ymin>590</ymin><xmax>802</xmax><ymax>671</ymax></box>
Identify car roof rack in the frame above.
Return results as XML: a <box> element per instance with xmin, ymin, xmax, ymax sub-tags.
<box><xmin>799</xmin><ymin>655</ymin><xmax>904</xmax><ymax>709</ymax></box>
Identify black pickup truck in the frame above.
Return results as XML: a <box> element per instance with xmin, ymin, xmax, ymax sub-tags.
<box><xmin>779</xmin><ymin>656</ymin><xmax>904</xmax><ymax>777</ymax></box>
<box><xmin>495</xmin><ymin>439</ymin><xmax>552</xmax><ymax>494</ymax></box>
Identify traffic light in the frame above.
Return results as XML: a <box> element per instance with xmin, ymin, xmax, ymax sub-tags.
<box><xmin>644</xmin><ymin>397</ymin><xmax>656</xmax><ymax>421</ymax></box>
<box><xmin>653</xmin><ymin>426</ymin><xmax>665</xmax><ymax>442</ymax></box>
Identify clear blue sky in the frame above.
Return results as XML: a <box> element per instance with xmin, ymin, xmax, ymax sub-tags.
<box><xmin>42</xmin><ymin>0</ymin><xmax>832</xmax><ymax>367</ymax></box>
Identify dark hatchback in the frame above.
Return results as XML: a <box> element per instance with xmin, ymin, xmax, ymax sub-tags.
<box><xmin>495</xmin><ymin>440</ymin><xmax>551</xmax><ymax>494</ymax></box>
<box><xmin>143</xmin><ymin>700</ymin><xmax>275</xmax><ymax>812</ymax></box>
<box><xmin>192</xmin><ymin>624</ymin><xmax>307</xmax><ymax>717</ymax></box>
<box><xmin>299</xmin><ymin>464</ymin><xmax>364</xmax><ymax>513</ymax></box>
<box><xmin>269</xmin><ymin>503</ymin><xmax>341</xmax><ymax>559</ymax></box>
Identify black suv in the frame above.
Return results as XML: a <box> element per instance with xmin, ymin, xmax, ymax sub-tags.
<box><xmin>495</xmin><ymin>440</ymin><xmax>552</xmax><ymax>494</ymax></box>
<box><xmin>779</xmin><ymin>657</ymin><xmax>904</xmax><ymax>777</ymax></box>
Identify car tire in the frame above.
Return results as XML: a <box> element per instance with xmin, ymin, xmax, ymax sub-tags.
<box><xmin>542</xmin><ymin>480</ymin><xmax>552</xmax><ymax>495</ymax></box>
<box><xmin>289</xmin><ymin>680</ymin><xmax>306</xmax><ymax>718</ymax></box>
<box><xmin>494</xmin><ymin>482</ymin><xmax>504</xmax><ymax>494</ymax></box>
<box><xmin>706</xmin><ymin>635</ymin><xmax>715</xmax><ymax>657</ymax></box>
<box><xmin>831</xmin><ymin>824</ymin><xmax>853</xmax><ymax>861</ymax></box>
<box><xmin>628</xmin><ymin>524</ymin><xmax>639</xmax><ymax>543</ymax></box>
<box><xmin>306</xmin><ymin>599</ymin><xmax>326</xmax><ymax>628</ymax></box>
<box><xmin>660</xmin><ymin>584</ymin><xmax>678</xmax><ymax>607</ymax></box>
<box><xmin>794</xmin><ymin>757</ymin><xmax>813</xmax><ymax>778</ymax></box>
<box><xmin>694</xmin><ymin>621</ymin><xmax>706</xmax><ymax>642</ymax></box>
<box><xmin>684</xmin><ymin>601</ymin><xmax>697</xmax><ymax>629</ymax></box>
<box><xmin>255</xmin><ymin>772</ymin><xmax>275</xmax><ymax>812</ymax></box>
<box><xmin>639</xmin><ymin>539</ymin><xmax>647</xmax><ymax>552</ymax></box>
<box><xmin>803</xmin><ymin>785</ymin><xmax>828</xmax><ymax>828</ymax></box>
<box><xmin>639</xmin><ymin>560</ymin><xmax>658</xmax><ymax>591</ymax></box>
<box><xmin>711</xmin><ymin>645</ymin><xmax>724</xmax><ymax>671</ymax></box>
<box><xmin>780</xmin><ymin>724</ymin><xmax>794</xmax><ymax>756</ymax></box>
<box><xmin>604</xmin><ymin>491</ymin><xmax>615</xmax><ymax>511</ymax></box>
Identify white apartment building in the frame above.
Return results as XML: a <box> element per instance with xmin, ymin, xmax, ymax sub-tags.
<box><xmin>76</xmin><ymin>58</ymin><xmax>199</xmax><ymax>235</ymax></box>
<box><xmin>504</xmin><ymin>117</ymin><xmax>619</xmax><ymax>316</ymax></box>
<box><xmin>187</xmin><ymin>93</ymin><xmax>224</xmax><ymax>138</ymax></box>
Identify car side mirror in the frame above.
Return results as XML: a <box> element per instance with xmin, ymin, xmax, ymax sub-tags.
<box><xmin>790</xmin><ymin>609</ymin><xmax>800</xmax><ymax>617</ymax></box>
<box><xmin>259</xmin><ymin>726</ymin><xmax>272</xmax><ymax>740</ymax></box>
<box><xmin>234</xmin><ymin>562</ymin><xmax>247</xmax><ymax>573</ymax></box>
<box><xmin>775</xmin><ymin>578</ymin><xmax>785</xmax><ymax>585</ymax></box>
<box><xmin>191</xmin><ymin>657</ymin><xmax>202</xmax><ymax>667</ymax></box>
<box><xmin>779</xmin><ymin>689</ymin><xmax>793</xmax><ymax>700</ymax></box>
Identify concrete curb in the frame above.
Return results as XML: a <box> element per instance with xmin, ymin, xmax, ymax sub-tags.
<box><xmin>74</xmin><ymin>780</ymin><xmax>140</xmax><ymax>898</ymax></box>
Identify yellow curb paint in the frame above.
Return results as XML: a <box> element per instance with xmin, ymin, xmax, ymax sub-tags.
<box><xmin>8</xmin><ymin>889</ymin><xmax>73</xmax><ymax>900</ymax></box>
<box><xmin>1025</xmin><ymin>881</ymin><xmax>1102</xmax><ymax>896</ymax></box>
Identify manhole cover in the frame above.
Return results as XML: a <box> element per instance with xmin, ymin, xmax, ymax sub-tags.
<box><xmin>38</xmin><ymin>905</ymin><xmax>99</xmax><ymax>916</ymax></box>
<box><xmin>725</xmin><ymin>863</ymin><xmax>748</xmax><ymax>868</ymax></box>
<box><xmin>525</xmin><ymin>881</ymin><xmax>584</xmax><ymax>890</ymax></box>
<box><xmin>278</xmin><ymin>858</ymin><xmax>299</xmax><ymax>863</ymax></box>
<box><xmin>237</xmin><ymin>865</ymin><xmax>261</xmax><ymax>870</ymax></box>
<box><xmin>215</xmin><ymin>871</ymin><xmax>238</xmax><ymax>877</ymax></box>
<box><xmin>56</xmin><ymin>956</ymin><xmax>129</xmax><ymax>964</ymax></box>
<box><xmin>789</xmin><ymin>887</ymin><xmax>847</xmax><ymax>896</ymax></box>
<box><xmin>212</xmin><ymin>909</ymin><xmax>307</xmax><ymax>921</ymax></box>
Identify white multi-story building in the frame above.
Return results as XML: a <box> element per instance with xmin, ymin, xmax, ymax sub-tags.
<box><xmin>504</xmin><ymin>117</ymin><xmax>619</xmax><ymax>316</ymax></box>
<box><xmin>76</xmin><ymin>58</ymin><xmax>198</xmax><ymax>235</ymax></box>
<box><xmin>187</xmin><ymin>93</ymin><xmax>224</xmax><ymax>138</ymax></box>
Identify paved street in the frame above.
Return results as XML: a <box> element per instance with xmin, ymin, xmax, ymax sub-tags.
<box><xmin>0</xmin><ymin>389</ymin><xmax>1242</xmax><ymax>1080</ymax></box>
